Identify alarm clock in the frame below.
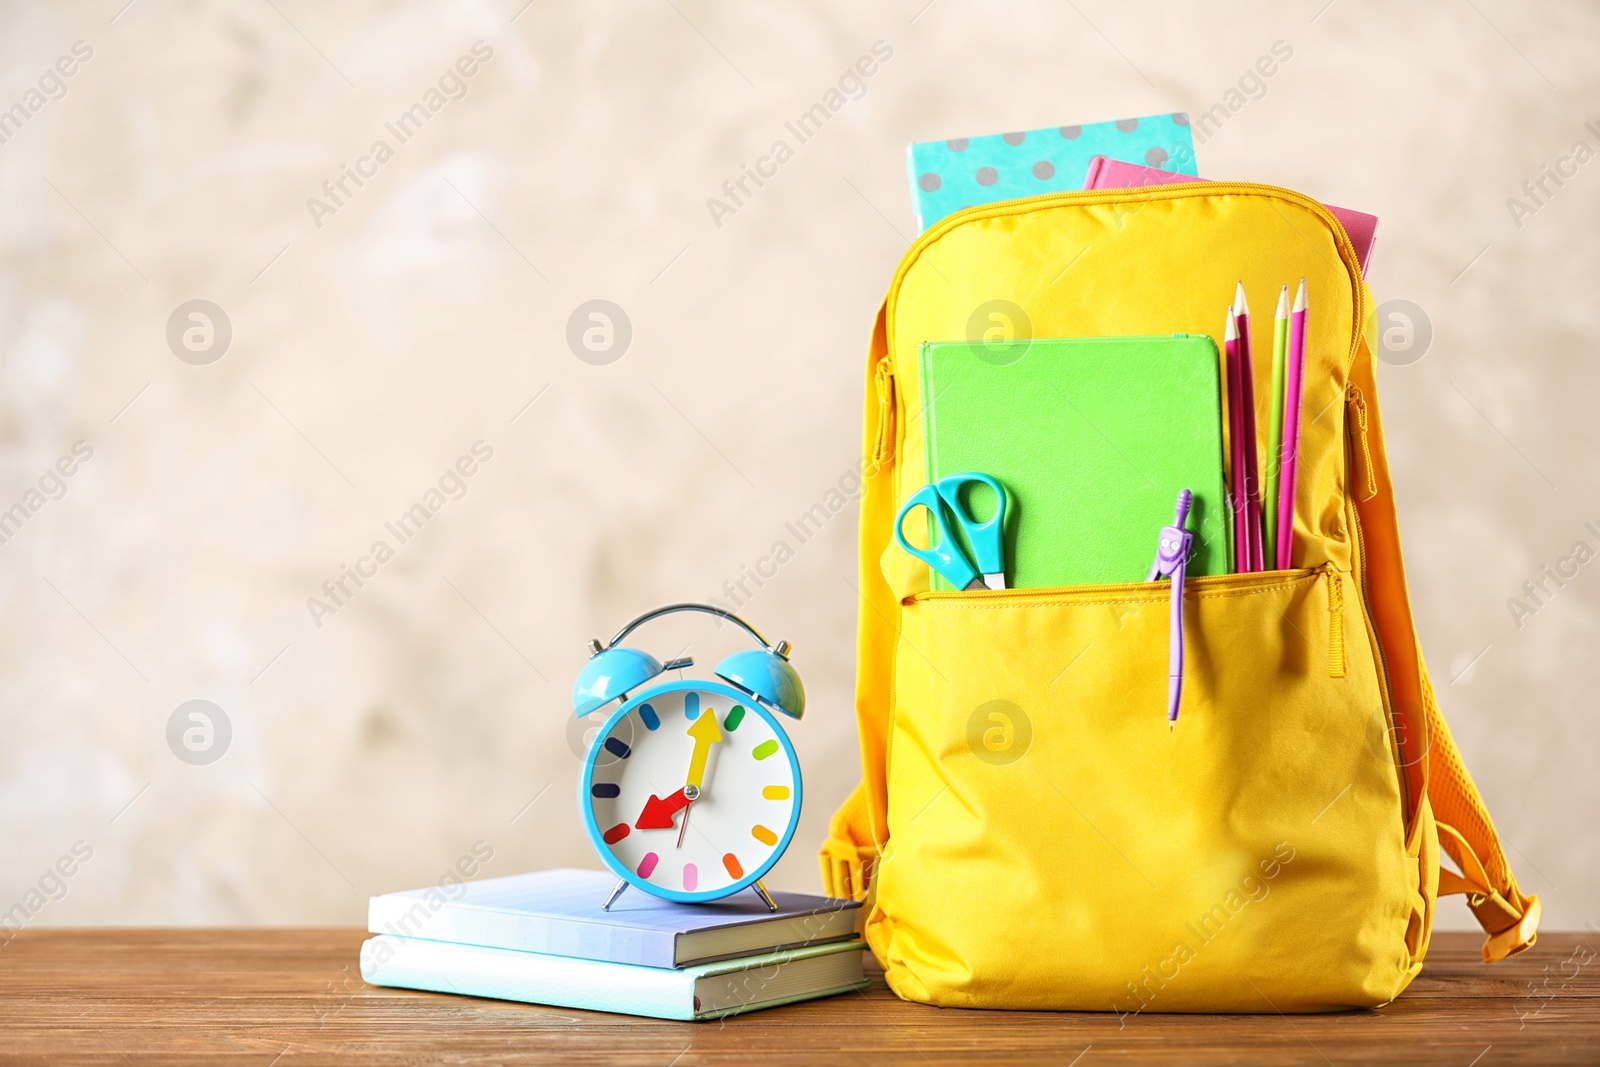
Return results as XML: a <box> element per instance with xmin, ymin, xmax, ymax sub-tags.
<box><xmin>572</xmin><ymin>604</ymin><xmax>804</xmax><ymax>911</ymax></box>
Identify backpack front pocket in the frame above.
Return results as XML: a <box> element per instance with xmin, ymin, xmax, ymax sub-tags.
<box><xmin>871</xmin><ymin>567</ymin><xmax>1419</xmax><ymax>1012</ymax></box>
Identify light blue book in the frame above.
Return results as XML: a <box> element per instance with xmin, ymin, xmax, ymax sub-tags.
<box><xmin>367</xmin><ymin>868</ymin><xmax>860</xmax><ymax>968</ymax></box>
<box><xmin>907</xmin><ymin>112</ymin><xmax>1198</xmax><ymax>231</ymax></box>
<box><xmin>359</xmin><ymin>935</ymin><xmax>869</xmax><ymax>1021</ymax></box>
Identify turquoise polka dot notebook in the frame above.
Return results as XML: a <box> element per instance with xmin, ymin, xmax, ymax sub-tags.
<box><xmin>906</xmin><ymin>113</ymin><xmax>1198</xmax><ymax>232</ymax></box>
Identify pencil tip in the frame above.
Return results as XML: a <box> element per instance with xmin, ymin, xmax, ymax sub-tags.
<box><xmin>1276</xmin><ymin>286</ymin><xmax>1290</xmax><ymax>317</ymax></box>
<box><xmin>1294</xmin><ymin>281</ymin><xmax>1308</xmax><ymax>311</ymax></box>
<box><xmin>1234</xmin><ymin>280</ymin><xmax>1248</xmax><ymax>312</ymax></box>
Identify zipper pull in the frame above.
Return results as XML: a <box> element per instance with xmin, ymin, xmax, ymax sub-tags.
<box><xmin>1346</xmin><ymin>385</ymin><xmax>1379</xmax><ymax>501</ymax></box>
<box><xmin>1325</xmin><ymin>563</ymin><xmax>1347</xmax><ymax>678</ymax></box>
<box><xmin>871</xmin><ymin>359</ymin><xmax>896</xmax><ymax>472</ymax></box>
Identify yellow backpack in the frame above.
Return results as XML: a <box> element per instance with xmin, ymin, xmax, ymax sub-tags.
<box><xmin>819</xmin><ymin>182</ymin><xmax>1540</xmax><ymax>1012</ymax></box>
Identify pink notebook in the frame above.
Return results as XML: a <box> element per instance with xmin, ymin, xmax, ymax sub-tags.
<box><xmin>1083</xmin><ymin>156</ymin><xmax>1378</xmax><ymax>276</ymax></box>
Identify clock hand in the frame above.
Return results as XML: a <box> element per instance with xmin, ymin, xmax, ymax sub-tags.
<box><xmin>672</xmin><ymin>712</ymin><xmax>723</xmax><ymax>850</ymax></box>
<box><xmin>676</xmin><ymin>796</ymin><xmax>692</xmax><ymax>849</ymax></box>
<box><xmin>634</xmin><ymin>785</ymin><xmax>696</xmax><ymax>830</ymax></box>
<box><xmin>684</xmin><ymin>709</ymin><xmax>723</xmax><ymax>790</ymax></box>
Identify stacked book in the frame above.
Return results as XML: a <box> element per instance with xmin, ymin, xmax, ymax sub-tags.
<box><xmin>359</xmin><ymin>868</ymin><xmax>867</xmax><ymax>1021</ymax></box>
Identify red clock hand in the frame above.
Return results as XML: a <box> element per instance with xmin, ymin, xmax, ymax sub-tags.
<box><xmin>635</xmin><ymin>785</ymin><xmax>697</xmax><ymax>830</ymax></box>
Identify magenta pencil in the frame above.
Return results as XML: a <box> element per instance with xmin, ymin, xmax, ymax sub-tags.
<box><xmin>1224</xmin><ymin>309</ymin><xmax>1247</xmax><ymax>572</ymax></box>
<box><xmin>1234</xmin><ymin>282</ymin><xmax>1264</xmax><ymax>572</ymax></box>
<box><xmin>1276</xmin><ymin>280</ymin><xmax>1308</xmax><ymax>570</ymax></box>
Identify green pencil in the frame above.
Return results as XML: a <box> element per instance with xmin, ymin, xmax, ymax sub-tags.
<box><xmin>1263</xmin><ymin>285</ymin><xmax>1290</xmax><ymax>566</ymax></box>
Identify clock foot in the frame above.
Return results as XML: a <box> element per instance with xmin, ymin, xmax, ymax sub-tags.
<box><xmin>601</xmin><ymin>879</ymin><xmax>628</xmax><ymax>911</ymax></box>
<box><xmin>751</xmin><ymin>880</ymin><xmax>778</xmax><ymax>913</ymax></box>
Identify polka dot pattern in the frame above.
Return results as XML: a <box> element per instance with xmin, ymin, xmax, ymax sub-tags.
<box><xmin>908</xmin><ymin>113</ymin><xmax>1198</xmax><ymax>231</ymax></box>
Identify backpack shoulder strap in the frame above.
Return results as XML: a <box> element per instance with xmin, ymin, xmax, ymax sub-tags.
<box><xmin>1425</xmin><ymin>672</ymin><xmax>1542</xmax><ymax>961</ymax></box>
<box><xmin>820</xmin><ymin>301</ymin><xmax>894</xmax><ymax>900</ymax></box>
<box><xmin>1349</xmin><ymin>327</ymin><xmax>1539</xmax><ymax>962</ymax></box>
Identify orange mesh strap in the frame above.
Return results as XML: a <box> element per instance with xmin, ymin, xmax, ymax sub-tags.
<box><xmin>1348</xmin><ymin>328</ymin><xmax>1536</xmax><ymax>963</ymax></box>
<box><xmin>1427</xmin><ymin>678</ymin><xmax>1540</xmax><ymax>962</ymax></box>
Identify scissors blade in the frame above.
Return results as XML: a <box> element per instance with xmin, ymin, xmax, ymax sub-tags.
<box><xmin>981</xmin><ymin>572</ymin><xmax>1006</xmax><ymax>590</ymax></box>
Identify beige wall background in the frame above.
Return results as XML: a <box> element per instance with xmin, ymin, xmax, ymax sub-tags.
<box><xmin>1</xmin><ymin>0</ymin><xmax>1594</xmax><ymax>934</ymax></box>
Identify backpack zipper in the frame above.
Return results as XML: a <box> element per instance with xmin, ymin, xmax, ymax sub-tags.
<box><xmin>1346</xmin><ymin>385</ymin><xmax>1379</xmax><ymax>501</ymax></box>
<box><xmin>909</xmin><ymin>566</ymin><xmax>1319</xmax><ymax>604</ymax></box>
<box><xmin>1325</xmin><ymin>563</ymin><xmax>1347</xmax><ymax>678</ymax></box>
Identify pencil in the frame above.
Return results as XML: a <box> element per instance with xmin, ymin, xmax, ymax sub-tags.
<box><xmin>1233</xmin><ymin>282</ymin><xmax>1264</xmax><ymax>572</ymax></box>
<box><xmin>1264</xmin><ymin>284</ymin><xmax>1290</xmax><ymax>568</ymax></box>
<box><xmin>1276</xmin><ymin>280</ymin><xmax>1308</xmax><ymax>570</ymax></box>
<box><xmin>1224</xmin><ymin>307</ymin><xmax>1246</xmax><ymax>573</ymax></box>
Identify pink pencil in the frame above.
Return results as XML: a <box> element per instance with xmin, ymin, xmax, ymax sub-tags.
<box><xmin>1276</xmin><ymin>280</ymin><xmax>1308</xmax><ymax>570</ymax></box>
<box><xmin>1234</xmin><ymin>282</ymin><xmax>1265</xmax><ymax>572</ymax></box>
<box><xmin>1224</xmin><ymin>309</ymin><xmax>1247</xmax><ymax>572</ymax></box>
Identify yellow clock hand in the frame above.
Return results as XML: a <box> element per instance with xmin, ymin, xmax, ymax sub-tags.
<box><xmin>684</xmin><ymin>709</ymin><xmax>723</xmax><ymax>790</ymax></box>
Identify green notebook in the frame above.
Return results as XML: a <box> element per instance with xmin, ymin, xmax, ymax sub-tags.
<box><xmin>920</xmin><ymin>335</ymin><xmax>1231</xmax><ymax>590</ymax></box>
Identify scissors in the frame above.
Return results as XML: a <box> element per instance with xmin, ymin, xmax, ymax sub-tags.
<box><xmin>893</xmin><ymin>472</ymin><xmax>1009</xmax><ymax>590</ymax></box>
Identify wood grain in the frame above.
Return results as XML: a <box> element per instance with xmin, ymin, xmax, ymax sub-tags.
<box><xmin>0</xmin><ymin>929</ymin><xmax>1594</xmax><ymax>1065</ymax></box>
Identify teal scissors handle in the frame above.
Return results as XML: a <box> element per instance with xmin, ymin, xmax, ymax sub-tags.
<box><xmin>893</xmin><ymin>472</ymin><xmax>1008</xmax><ymax>590</ymax></box>
<box><xmin>935</xmin><ymin>472</ymin><xmax>1007</xmax><ymax>585</ymax></box>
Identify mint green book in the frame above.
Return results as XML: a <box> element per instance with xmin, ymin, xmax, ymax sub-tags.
<box><xmin>359</xmin><ymin>934</ymin><xmax>868</xmax><ymax>1021</ymax></box>
<box><xmin>920</xmin><ymin>335</ymin><xmax>1231</xmax><ymax>589</ymax></box>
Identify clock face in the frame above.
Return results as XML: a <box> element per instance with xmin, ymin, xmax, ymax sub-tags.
<box><xmin>581</xmin><ymin>682</ymin><xmax>801</xmax><ymax>901</ymax></box>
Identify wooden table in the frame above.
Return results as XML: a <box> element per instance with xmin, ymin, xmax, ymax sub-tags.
<box><xmin>1</xmin><ymin>929</ymin><xmax>1593</xmax><ymax>1065</ymax></box>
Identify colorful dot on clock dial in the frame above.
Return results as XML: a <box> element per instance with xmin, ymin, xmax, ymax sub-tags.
<box><xmin>685</xmin><ymin>692</ymin><xmax>700</xmax><ymax>719</ymax></box>
<box><xmin>753</xmin><ymin>740</ymin><xmax>778</xmax><ymax>760</ymax></box>
<box><xmin>723</xmin><ymin>705</ymin><xmax>745</xmax><ymax>731</ymax></box>
<box><xmin>683</xmin><ymin>863</ymin><xmax>698</xmax><ymax>891</ymax></box>
<box><xmin>638</xmin><ymin>703</ymin><xmax>660</xmax><ymax>730</ymax></box>
<box><xmin>638</xmin><ymin>852</ymin><xmax>659</xmax><ymax>878</ymax></box>
<box><xmin>751</xmin><ymin>825</ymin><xmax>777</xmax><ymax>846</ymax></box>
<box><xmin>722</xmin><ymin>853</ymin><xmax>744</xmax><ymax>879</ymax></box>
<box><xmin>603</xmin><ymin>823</ymin><xmax>629</xmax><ymax>844</ymax></box>
<box><xmin>762</xmin><ymin>785</ymin><xmax>790</xmax><ymax>800</ymax></box>
<box><xmin>604</xmin><ymin>737</ymin><xmax>631</xmax><ymax>759</ymax></box>
<box><xmin>590</xmin><ymin>782</ymin><xmax>620</xmax><ymax>798</ymax></box>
